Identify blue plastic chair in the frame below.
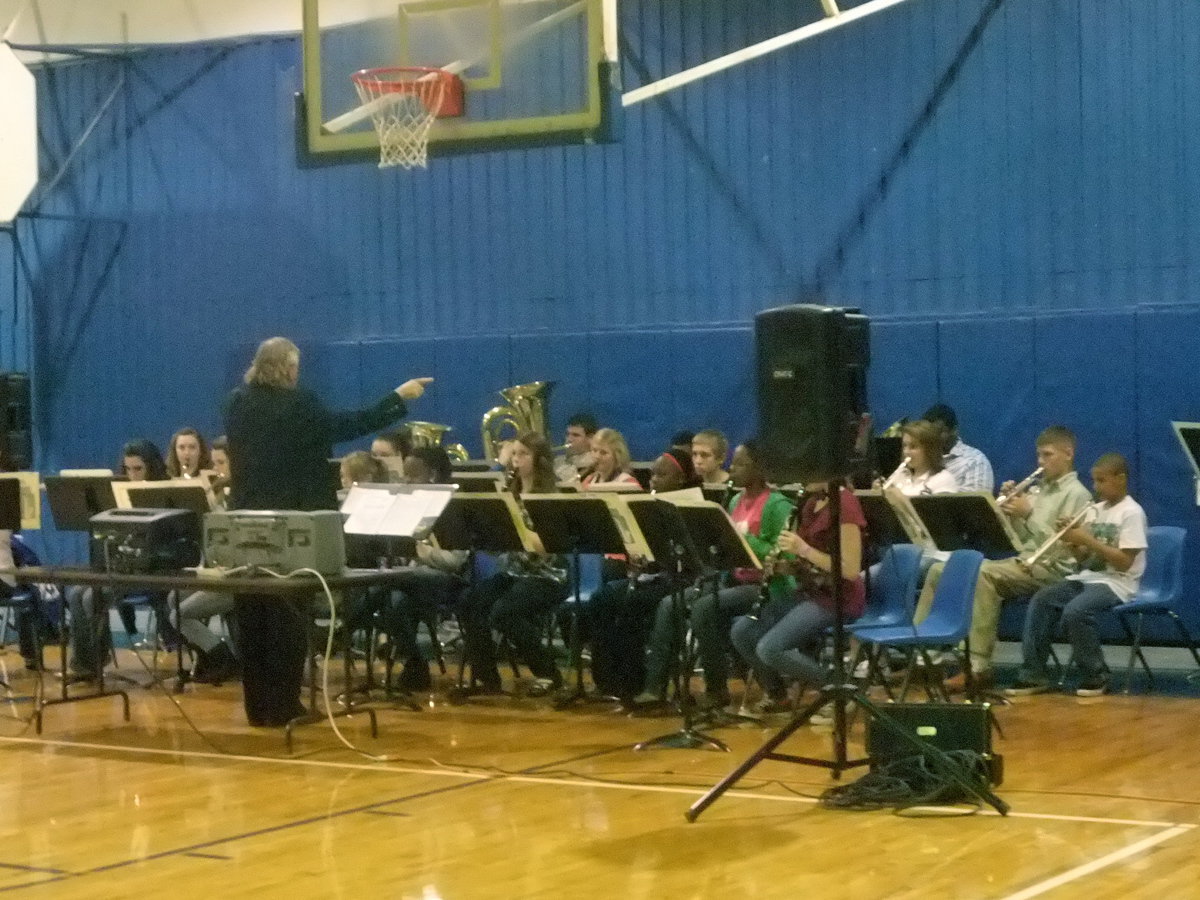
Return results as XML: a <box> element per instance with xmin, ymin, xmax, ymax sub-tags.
<box><xmin>858</xmin><ymin>549</ymin><xmax>984</xmax><ymax>701</ymax></box>
<box><xmin>848</xmin><ymin>544</ymin><xmax>924</xmax><ymax>687</ymax></box>
<box><xmin>853</xmin><ymin>544</ymin><xmax>924</xmax><ymax>630</ymax></box>
<box><xmin>1111</xmin><ymin>526</ymin><xmax>1198</xmax><ymax>692</ymax></box>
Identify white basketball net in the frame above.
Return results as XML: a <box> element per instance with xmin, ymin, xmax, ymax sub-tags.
<box><xmin>353</xmin><ymin>71</ymin><xmax>448</xmax><ymax>170</ymax></box>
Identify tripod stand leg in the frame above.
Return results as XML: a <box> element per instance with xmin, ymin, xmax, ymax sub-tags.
<box><xmin>686</xmin><ymin>690</ymin><xmax>833</xmax><ymax>822</ymax></box>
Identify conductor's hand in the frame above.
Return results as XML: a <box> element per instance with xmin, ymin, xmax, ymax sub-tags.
<box><xmin>395</xmin><ymin>377</ymin><xmax>433</xmax><ymax>400</ymax></box>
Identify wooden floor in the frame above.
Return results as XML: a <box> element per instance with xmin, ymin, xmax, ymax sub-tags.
<box><xmin>0</xmin><ymin>648</ymin><xmax>1198</xmax><ymax>899</ymax></box>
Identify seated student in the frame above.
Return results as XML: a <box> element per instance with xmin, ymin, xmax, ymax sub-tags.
<box><xmin>171</xmin><ymin>437</ymin><xmax>240</xmax><ymax>684</ymax></box>
<box><xmin>583</xmin><ymin>448</ymin><xmax>701</xmax><ymax>702</ymax></box>
<box><xmin>731</xmin><ymin>480</ymin><xmax>866</xmax><ymax>715</ymax></box>
<box><xmin>68</xmin><ymin>440</ymin><xmax>176</xmax><ymax>680</ymax></box>
<box><xmin>580</xmin><ymin>428</ymin><xmax>641</xmax><ymax>489</ymax></box>
<box><xmin>1008</xmin><ymin>453</ymin><xmax>1146</xmax><ymax>698</ymax></box>
<box><xmin>456</xmin><ymin>433</ymin><xmax>568</xmax><ymax>697</ymax></box>
<box><xmin>555</xmin><ymin>413</ymin><xmax>598</xmax><ymax>483</ymax></box>
<box><xmin>634</xmin><ymin>440</ymin><xmax>794</xmax><ymax>709</ymax></box>
<box><xmin>207</xmin><ymin>435</ymin><xmax>232</xmax><ymax>506</ymax></box>
<box><xmin>913</xmin><ymin>425</ymin><xmax>1092</xmax><ymax>691</ymax></box>
<box><xmin>341</xmin><ymin>449</ymin><xmax>388</xmax><ymax>487</ymax></box>
<box><xmin>380</xmin><ymin>446</ymin><xmax>469</xmax><ymax>693</ymax></box>
<box><xmin>166</xmin><ymin>427</ymin><xmax>212</xmax><ymax>479</ymax></box>
<box><xmin>883</xmin><ymin>420</ymin><xmax>959</xmax><ymax>495</ymax></box>
<box><xmin>371</xmin><ymin>428</ymin><xmax>412</xmax><ymax>462</ymax></box>
<box><xmin>922</xmin><ymin>404</ymin><xmax>995</xmax><ymax>493</ymax></box>
<box><xmin>691</xmin><ymin>429</ymin><xmax>731</xmax><ymax>486</ymax></box>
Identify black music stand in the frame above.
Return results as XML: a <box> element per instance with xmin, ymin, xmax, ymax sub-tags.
<box><xmin>670</xmin><ymin>502</ymin><xmax>765</xmax><ymax>732</ymax></box>
<box><xmin>855</xmin><ymin>492</ymin><xmax>909</xmax><ymax>552</ymax></box>
<box><xmin>623</xmin><ymin>498</ymin><xmax>729</xmax><ymax>751</ymax></box>
<box><xmin>521</xmin><ymin>495</ymin><xmax>631</xmax><ymax>709</ymax></box>
<box><xmin>118</xmin><ymin>483</ymin><xmax>211</xmax><ymax>519</ymax></box>
<box><xmin>687</xmin><ymin>481</ymin><xmax>1010</xmax><ymax>822</ymax></box>
<box><xmin>432</xmin><ymin>494</ymin><xmax>534</xmax><ymax>695</ymax></box>
<box><xmin>0</xmin><ymin>480</ymin><xmax>20</xmax><ymax>531</ymax></box>
<box><xmin>909</xmin><ymin>494</ymin><xmax>1020</xmax><ymax>559</ymax></box>
<box><xmin>451</xmin><ymin>472</ymin><xmax>506</xmax><ymax>493</ymax></box>
<box><xmin>44</xmin><ymin>476</ymin><xmax>120</xmax><ymax>531</ymax></box>
<box><xmin>701</xmin><ymin>484</ymin><xmax>734</xmax><ymax>506</ymax></box>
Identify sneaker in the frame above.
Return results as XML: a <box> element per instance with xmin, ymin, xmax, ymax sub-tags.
<box><xmin>526</xmin><ymin>676</ymin><xmax>561</xmax><ymax>698</ymax></box>
<box><xmin>751</xmin><ymin>696</ymin><xmax>790</xmax><ymax>716</ymax></box>
<box><xmin>1005</xmin><ymin>679</ymin><xmax>1051</xmax><ymax>697</ymax></box>
<box><xmin>1075</xmin><ymin>675</ymin><xmax>1109</xmax><ymax>698</ymax></box>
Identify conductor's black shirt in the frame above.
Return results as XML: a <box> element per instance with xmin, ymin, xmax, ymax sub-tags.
<box><xmin>224</xmin><ymin>383</ymin><xmax>407</xmax><ymax>512</ymax></box>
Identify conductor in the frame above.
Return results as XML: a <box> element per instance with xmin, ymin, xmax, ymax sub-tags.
<box><xmin>224</xmin><ymin>336</ymin><xmax>432</xmax><ymax>726</ymax></box>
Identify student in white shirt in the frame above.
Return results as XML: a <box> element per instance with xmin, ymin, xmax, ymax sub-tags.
<box><xmin>886</xmin><ymin>419</ymin><xmax>960</xmax><ymax>496</ymax></box>
<box><xmin>1008</xmin><ymin>453</ymin><xmax>1147</xmax><ymax>698</ymax></box>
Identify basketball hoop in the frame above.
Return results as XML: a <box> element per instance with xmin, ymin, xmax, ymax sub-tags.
<box><xmin>351</xmin><ymin>67</ymin><xmax>463</xmax><ymax>170</ymax></box>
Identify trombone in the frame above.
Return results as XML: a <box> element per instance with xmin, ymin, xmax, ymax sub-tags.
<box><xmin>1019</xmin><ymin>502</ymin><xmax>1098</xmax><ymax>569</ymax></box>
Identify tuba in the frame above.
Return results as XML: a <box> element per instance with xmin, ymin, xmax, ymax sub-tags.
<box><xmin>406</xmin><ymin>421</ymin><xmax>469</xmax><ymax>461</ymax></box>
<box><xmin>480</xmin><ymin>381</ymin><xmax>555</xmax><ymax>460</ymax></box>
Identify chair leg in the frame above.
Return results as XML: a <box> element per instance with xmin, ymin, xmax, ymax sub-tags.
<box><xmin>1166</xmin><ymin>611</ymin><xmax>1200</xmax><ymax>669</ymax></box>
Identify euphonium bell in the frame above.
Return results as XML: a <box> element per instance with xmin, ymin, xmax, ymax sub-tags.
<box><xmin>480</xmin><ymin>380</ymin><xmax>555</xmax><ymax>460</ymax></box>
<box><xmin>406</xmin><ymin>421</ymin><xmax>469</xmax><ymax>461</ymax></box>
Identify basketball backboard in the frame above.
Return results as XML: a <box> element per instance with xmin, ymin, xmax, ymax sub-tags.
<box><xmin>300</xmin><ymin>0</ymin><xmax>614</xmax><ymax>163</ymax></box>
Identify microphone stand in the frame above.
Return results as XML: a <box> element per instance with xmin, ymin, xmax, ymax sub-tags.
<box><xmin>687</xmin><ymin>479</ymin><xmax>1010</xmax><ymax>822</ymax></box>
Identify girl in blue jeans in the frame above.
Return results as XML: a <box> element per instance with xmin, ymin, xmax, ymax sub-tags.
<box><xmin>730</xmin><ymin>482</ymin><xmax>867</xmax><ymax>713</ymax></box>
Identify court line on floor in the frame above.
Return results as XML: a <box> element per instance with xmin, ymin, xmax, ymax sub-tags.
<box><xmin>999</xmin><ymin>824</ymin><xmax>1196</xmax><ymax>900</ymax></box>
<box><xmin>0</xmin><ymin>733</ymin><xmax>1188</xmax><ymax>830</ymax></box>
<box><xmin>0</xmin><ymin>741</ymin><xmax>632</xmax><ymax>892</ymax></box>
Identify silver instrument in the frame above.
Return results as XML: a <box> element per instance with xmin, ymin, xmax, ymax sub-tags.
<box><xmin>997</xmin><ymin>466</ymin><xmax>1044</xmax><ymax>507</ymax></box>
<box><xmin>1019</xmin><ymin>502</ymin><xmax>1097</xmax><ymax>568</ymax></box>
<box><xmin>881</xmin><ymin>456</ymin><xmax>911</xmax><ymax>491</ymax></box>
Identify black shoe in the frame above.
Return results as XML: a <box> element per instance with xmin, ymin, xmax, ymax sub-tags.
<box><xmin>394</xmin><ymin>661</ymin><xmax>433</xmax><ymax>693</ymax></box>
<box><xmin>1075</xmin><ymin>675</ymin><xmax>1109</xmax><ymax>697</ymax></box>
<box><xmin>192</xmin><ymin>643</ymin><xmax>240</xmax><ymax>685</ymax></box>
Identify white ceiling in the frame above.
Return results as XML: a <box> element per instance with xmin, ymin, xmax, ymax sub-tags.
<box><xmin>0</xmin><ymin>1</ymin><xmax>305</xmax><ymax>53</ymax></box>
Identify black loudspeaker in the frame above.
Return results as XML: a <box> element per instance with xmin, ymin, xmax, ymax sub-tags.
<box><xmin>0</xmin><ymin>373</ymin><xmax>32</xmax><ymax>471</ymax></box>
<box><xmin>755</xmin><ymin>304</ymin><xmax>870</xmax><ymax>483</ymax></box>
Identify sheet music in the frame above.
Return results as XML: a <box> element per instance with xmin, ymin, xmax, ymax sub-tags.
<box><xmin>342</xmin><ymin>485</ymin><xmax>455</xmax><ymax>537</ymax></box>
<box><xmin>651</xmin><ymin>487</ymin><xmax>706</xmax><ymax>504</ymax></box>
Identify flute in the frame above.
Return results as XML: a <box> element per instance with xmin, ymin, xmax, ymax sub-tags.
<box><xmin>997</xmin><ymin>466</ymin><xmax>1044</xmax><ymax>507</ymax></box>
<box><xmin>880</xmin><ymin>457</ymin><xmax>911</xmax><ymax>491</ymax></box>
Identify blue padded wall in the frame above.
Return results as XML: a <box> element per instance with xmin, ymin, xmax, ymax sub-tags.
<box><xmin>9</xmin><ymin>0</ymin><xmax>1200</xmax><ymax>631</ymax></box>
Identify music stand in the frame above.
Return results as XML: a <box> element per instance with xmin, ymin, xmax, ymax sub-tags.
<box><xmin>451</xmin><ymin>472</ymin><xmax>506</xmax><ymax>493</ymax></box>
<box><xmin>0</xmin><ymin>473</ymin><xmax>40</xmax><ymax>530</ymax></box>
<box><xmin>44</xmin><ymin>476</ymin><xmax>120</xmax><ymax>532</ymax></box>
<box><xmin>114</xmin><ymin>482</ymin><xmax>213</xmax><ymax>518</ymax></box>
<box><xmin>700</xmin><ymin>484</ymin><xmax>733</xmax><ymax>506</ymax></box>
<box><xmin>521</xmin><ymin>494</ymin><xmax>646</xmax><ymax>708</ymax></box>
<box><xmin>623</xmin><ymin>497</ymin><xmax>728</xmax><ymax>751</ymax></box>
<box><xmin>431</xmin><ymin>493</ymin><xmax>538</xmax><ymax>694</ymax></box>
<box><xmin>908</xmin><ymin>493</ymin><xmax>1021</xmax><ymax>559</ymax></box>
<box><xmin>1171</xmin><ymin>421</ymin><xmax>1200</xmax><ymax>505</ymax></box>
<box><xmin>0</xmin><ymin>479</ymin><xmax>20</xmax><ymax>531</ymax></box>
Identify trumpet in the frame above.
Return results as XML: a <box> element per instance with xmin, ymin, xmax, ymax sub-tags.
<box><xmin>1019</xmin><ymin>502</ymin><xmax>1097</xmax><ymax>568</ymax></box>
<box><xmin>880</xmin><ymin>457</ymin><xmax>911</xmax><ymax>490</ymax></box>
<box><xmin>997</xmin><ymin>466</ymin><xmax>1044</xmax><ymax>507</ymax></box>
